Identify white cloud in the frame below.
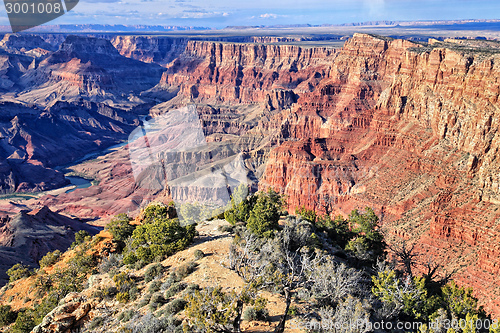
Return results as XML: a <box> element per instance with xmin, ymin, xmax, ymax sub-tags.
<box><xmin>259</xmin><ymin>13</ymin><xmax>278</xmax><ymax>19</ymax></box>
<box><xmin>180</xmin><ymin>10</ymin><xmax>229</xmax><ymax>19</ymax></box>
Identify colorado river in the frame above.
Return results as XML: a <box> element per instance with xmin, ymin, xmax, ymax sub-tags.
<box><xmin>0</xmin><ymin>140</ymin><xmax>130</xmax><ymax>202</ymax></box>
<box><xmin>65</xmin><ymin>176</ymin><xmax>93</xmax><ymax>193</ymax></box>
<box><xmin>60</xmin><ymin>140</ymin><xmax>129</xmax><ymax>193</ymax></box>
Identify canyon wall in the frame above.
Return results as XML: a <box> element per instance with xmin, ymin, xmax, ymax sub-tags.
<box><xmin>109</xmin><ymin>35</ymin><xmax>342</xmax><ymax>66</ymax></box>
<box><xmin>159</xmin><ymin>40</ymin><xmax>336</xmax><ymax>106</ymax></box>
<box><xmin>143</xmin><ymin>34</ymin><xmax>500</xmax><ymax>315</ymax></box>
<box><xmin>257</xmin><ymin>34</ymin><xmax>500</xmax><ymax>315</ymax></box>
<box><xmin>0</xmin><ymin>35</ymin><xmax>166</xmax><ymax>194</ymax></box>
<box><xmin>5</xmin><ymin>33</ymin><xmax>498</xmax><ymax>315</ymax></box>
<box><xmin>111</xmin><ymin>36</ymin><xmax>190</xmax><ymax>66</ymax></box>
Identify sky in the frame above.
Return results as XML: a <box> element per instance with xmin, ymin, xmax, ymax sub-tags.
<box><xmin>1</xmin><ymin>0</ymin><xmax>500</xmax><ymax>28</ymax></box>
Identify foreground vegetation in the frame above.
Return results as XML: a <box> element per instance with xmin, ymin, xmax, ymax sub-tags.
<box><xmin>0</xmin><ymin>187</ymin><xmax>497</xmax><ymax>333</ymax></box>
<box><xmin>220</xmin><ymin>187</ymin><xmax>494</xmax><ymax>333</ymax></box>
<box><xmin>0</xmin><ymin>202</ymin><xmax>196</xmax><ymax>333</ymax></box>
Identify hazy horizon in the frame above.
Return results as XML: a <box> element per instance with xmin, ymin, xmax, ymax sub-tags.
<box><xmin>1</xmin><ymin>0</ymin><xmax>499</xmax><ymax>30</ymax></box>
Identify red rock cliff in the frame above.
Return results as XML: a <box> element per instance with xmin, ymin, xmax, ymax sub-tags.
<box><xmin>157</xmin><ymin>34</ymin><xmax>500</xmax><ymax>316</ymax></box>
<box><xmin>55</xmin><ymin>34</ymin><xmax>500</xmax><ymax>315</ymax></box>
<box><xmin>159</xmin><ymin>40</ymin><xmax>336</xmax><ymax>107</ymax></box>
<box><xmin>255</xmin><ymin>33</ymin><xmax>500</xmax><ymax>316</ymax></box>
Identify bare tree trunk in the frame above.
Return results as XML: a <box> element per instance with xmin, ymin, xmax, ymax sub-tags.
<box><xmin>274</xmin><ymin>287</ymin><xmax>291</xmax><ymax>333</ymax></box>
<box><xmin>232</xmin><ymin>299</ymin><xmax>244</xmax><ymax>333</ymax></box>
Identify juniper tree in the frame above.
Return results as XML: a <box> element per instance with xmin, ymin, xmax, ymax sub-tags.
<box><xmin>228</xmin><ymin>217</ymin><xmax>325</xmax><ymax>333</ymax></box>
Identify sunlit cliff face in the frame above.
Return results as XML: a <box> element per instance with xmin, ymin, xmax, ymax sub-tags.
<box><xmin>0</xmin><ymin>33</ymin><xmax>499</xmax><ymax>315</ymax></box>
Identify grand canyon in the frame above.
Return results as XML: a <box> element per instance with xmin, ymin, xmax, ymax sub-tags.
<box><xmin>0</xmin><ymin>20</ymin><xmax>499</xmax><ymax>331</ymax></box>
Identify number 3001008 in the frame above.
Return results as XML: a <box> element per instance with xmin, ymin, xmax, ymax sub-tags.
<box><xmin>5</xmin><ymin>2</ymin><xmax>62</xmax><ymax>14</ymax></box>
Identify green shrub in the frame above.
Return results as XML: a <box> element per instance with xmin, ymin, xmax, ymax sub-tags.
<box><xmin>175</xmin><ymin>261</ymin><xmax>197</xmax><ymax>280</ymax></box>
<box><xmin>372</xmin><ymin>269</ymin><xmax>430</xmax><ymax>320</ymax></box>
<box><xmin>288</xmin><ymin>305</ymin><xmax>298</xmax><ymax>317</ymax></box>
<box><xmin>72</xmin><ymin>230</ymin><xmax>90</xmax><ymax>247</ymax></box>
<box><xmin>123</xmin><ymin>218</ymin><xmax>196</xmax><ymax>265</ymax></box>
<box><xmin>183</xmin><ymin>287</ymin><xmax>242</xmax><ymax>333</ymax></box>
<box><xmin>103</xmin><ymin>286</ymin><xmax>118</xmax><ymax>299</ymax></box>
<box><xmin>11</xmin><ymin>310</ymin><xmax>36</xmax><ymax>333</ymax></box>
<box><xmin>8</xmin><ymin>296</ymin><xmax>60</xmax><ymax>333</ymax></box>
<box><xmin>161</xmin><ymin>277</ymin><xmax>175</xmax><ymax>291</ymax></box>
<box><xmin>106</xmin><ymin>214</ymin><xmax>135</xmax><ymax>242</ymax></box>
<box><xmin>316</xmin><ymin>214</ymin><xmax>351</xmax><ymax>248</ymax></box>
<box><xmin>90</xmin><ymin>235</ymin><xmax>104</xmax><ymax>246</ymax></box>
<box><xmin>160</xmin><ymin>268</ymin><xmax>194</xmax><ymax>293</ymax></box>
<box><xmin>98</xmin><ymin>253</ymin><xmax>123</xmax><ymax>274</ymax></box>
<box><xmin>144</xmin><ymin>263</ymin><xmax>163</xmax><ymax>283</ymax></box>
<box><xmin>179</xmin><ymin>202</ymin><xmax>202</xmax><ymax>225</ymax></box>
<box><xmin>183</xmin><ymin>284</ymin><xmax>200</xmax><ymax>296</ymax></box>
<box><xmin>118</xmin><ymin>309</ymin><xmax>136</xmax><ymax>322</ymax></box>
<box><xmin>295</xmin><ymin>206</ymin><xmax>317</xmax><ymax>223</ymax></box>
<box><xmin>149</xmin><ymin>292</ymin><xmax>166</xmax><ymax>310</ymax></box>
<box><xmin>113</xmin><ymin>272</ymin><xmax>134</xmax><ymax>292</ymax></box>
<box><xmin>142</xmin><ymin>204</ymin><xmax>177</xmax><ymax>224</ymax></box>
<box><xmin>31</xmin><ymin>293</ymin><xmax>59</xmax><ymax>326</ymax></box>
<box><xmin>7</xmin><ymin>264</ymin><xmax>32</xmax><ymax>283</ymax></box>
<box><xmin>39</xmin><ymin>250</ymin><xmax>62</xmax><ymax>268</ymax></box>
<box><xmin>116</xmin><ymin>292</ymin><xmax>130</xmax><ymax>303</ymax></box>
<box><xmin>67</xmin><ymin>250</ymin><xmax>96</xmax><ymax>273</ymax></box>
<box><xmin>224</xmin><ymin>184</ymin><xmax>254</xmax><ymax>225</ymax></box>
<box><xmin>243</xmin><ymin>306</ymin><xmax>269</xmax><ymax>322</ymax></box>
<box><xmin>124</xmin><ymin>312</ymin><xmax>171</xmax><ymax>333</ymax></box>
<box><xmin>88</xmin><ymin>316</ymin><xmax>105</xmax><ymax>330</ymax></box>
<box><xmin>0</xmin><ymin>305</ymin><xmax>17</xmax><ymax>327</ymax></box>
<box><xmin>345</xmin><ymin>208</ymin><xmax>385</xmax><ymax>263</ymax></box>
<box><xmin>129</xmin><ymin>286</ymin><xmax>139</xmax><ymax>301</ymax></box>
<box><xmin>148</xmin><ymin>280</ymin><xmax>162</xmax><ymax>293</ymax></box>
<box><xmin>134</xmin><ymin>259</ymin><xmax>147</xmax><ymax>270</ymax></box>
<box><xmin>246</xmin><ymin>189</ymin><xmax>284</xmax><ymax>238</ymax></box>
<box><xmin>138</xmin><ymin>294</ymin><xmax>152</xmax><ymax>308</ymax></box>
<box><xmin>164</xmin><ymin>282</ymin><xmax>187</xmax><ymax>299</ymax></box>
<box><xmin>442</xmin><ymin>281</ymin><xmax>481</xmax><ymax>318</ymax></box>
<box><xmin>150</xmin><ymin>292</ymin><xmax>166</xmax><ymax>304</ymax></box>
<box><xmin>50</xmin><ymin>266</ymin><xmax>86</xmax><ymax>298</ymax></box>
<box><xmin>167</xmin><ymin>271</ymin><xmax>181</xmax><ymax>284</ymax></box>
<box><xmin>193</xmin><ymin>250</ymin><xmax>204</xmax><ymax>260</ymax></box>
<box><xmin>163</xmin><ymin>298</ymin><xmax>187</xmax><ymax>315</ymax></box>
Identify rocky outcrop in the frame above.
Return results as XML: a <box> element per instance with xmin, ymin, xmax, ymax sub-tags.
<box><xmin>32</xmin><ymin>293</ymin><xmax>92</xmax><ymax>333</ymax></box>
<box><xmin>110</xmin><ymin>35</ymin><xmax>341</xmax><ymax>66</ymax></box>
<box><xmin>0</xmin><ymin>33</ymin><xmax>55</xmax><ymax>54</ymax></box>
<box><xmin>0</xmin><ymin>52</ymin><xmax>35</xmax><ymax>91</ymax></box>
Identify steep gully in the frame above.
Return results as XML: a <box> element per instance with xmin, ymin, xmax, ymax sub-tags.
<box><xmin>3</xmin><ymin>33</ymin><xmax>500</xmax><ymax>315</ymax></box>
